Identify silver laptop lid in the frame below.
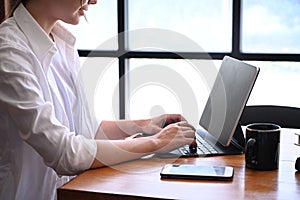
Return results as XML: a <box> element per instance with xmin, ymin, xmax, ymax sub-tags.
<box><xmin>199</xmin><ymin>56</ymin><xmax>260</xmax><ymax>146</ymax></box>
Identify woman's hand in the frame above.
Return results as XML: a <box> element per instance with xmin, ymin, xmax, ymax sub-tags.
<box><xmin>150</xmin><ymin>121</ymin><xmax>196</xmax><ymax>154</ymax></box>
<box><xmin>141</xmin><ymin>114</ymin><xmax>187</xmax><ymax>135</ymax></box>
<box><xmin>96</xmin><ymin>114</ymin><xmax>193</xmax><ymax>140</ymax></box>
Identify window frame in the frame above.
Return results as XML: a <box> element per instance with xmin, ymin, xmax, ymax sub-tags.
<box><xmin>78</xmin><ymin>0</ymin><xmax>300</xmax><ymax>119</ymax></box>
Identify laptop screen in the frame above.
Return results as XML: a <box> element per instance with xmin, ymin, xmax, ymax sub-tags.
<box><xmin>199</xmin><ymin>56</ymin><xmax>260</xmax><ymax>147</ymax></box>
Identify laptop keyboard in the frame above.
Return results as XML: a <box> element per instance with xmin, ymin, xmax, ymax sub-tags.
<box><xmin>179</xmin><ymin>135</ymin><xmax>219</xmax><ymax>155</ymax></box>
<box><xmin>196</xmin><ymin>136</ymin><xmax>219</xmax><ymax>154</ymax></box>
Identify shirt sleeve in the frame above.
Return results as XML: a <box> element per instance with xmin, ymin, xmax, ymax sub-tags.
<box><xmin>0</xmin><ymin>44</ymin><xmax>97</xmax><ymax>175</ymax></box>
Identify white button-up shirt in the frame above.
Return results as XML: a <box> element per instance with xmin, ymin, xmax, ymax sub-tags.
<box><xmin>0</xmin><ymin>4</ymin><xmax>97</xmax><ymax>200</ymax></box>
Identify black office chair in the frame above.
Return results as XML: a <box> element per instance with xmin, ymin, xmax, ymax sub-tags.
<box><xmin>240</xmin><ymin>105</ymin><xmax>300</xmax><ymax>170</ymax></box>
<box><xmin>240</xmin><ymin>105</ymin><xmax>300</xmax><ymax>129</ymax></box>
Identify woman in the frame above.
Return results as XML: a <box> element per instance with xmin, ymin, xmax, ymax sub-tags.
<box><xmin>0</xmin><ymin>0</ymin><xmax>196</xmax><ymax>199</ymax></box>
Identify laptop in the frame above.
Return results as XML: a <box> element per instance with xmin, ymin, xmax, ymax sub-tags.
<box><xmin>158</xmin><ymin>56</ymin><xmax>260</xmax><ymax>158</ymax></box>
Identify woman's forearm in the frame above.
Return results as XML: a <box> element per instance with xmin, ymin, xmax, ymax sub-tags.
<box><xmin>90</xmin><ymin>120</ymin><xmax>196</xmax><ymax>169</ymax></box>
<box><xmin>95</xmin><ymin>119</ymin><xmax>150</xmax><ymax>140</ymax></box>
<box><xmin>89</xmin><ymin>137</ymin><xmax>157</xmax><ymax>168</ymax></box>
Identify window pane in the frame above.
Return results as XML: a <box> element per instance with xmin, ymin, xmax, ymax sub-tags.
<box><xmin>80</xmin><ymin>57</ymin><xmax>119</xmax><ymax>121</ymax></box>
<box><xmin>241</xmin><ymin>0</ymin><xmax>300</xmax><ymax>53</ymax></box>
<box><xmin>127</xmin><ymin>58</ymin><xmax>222</xmax><ymax>126</ymax></box>
<box><xmin>246</xmin><ymin>61</ymin><xmax>300</xmax><ymax>107</ymax></box>
<box><xmin>128</xmin><ymin>59</ymin><xmax>300</xmax><ymax>123</ymax></box>
<box><xmin>128</xmin><ymin>0</ymin><xmax>232</xmax><ymax>52</ymax></box>
<box><xmin>64</xmin><ymin>0</ymin><xmax>118</xmax><ymax>50</ymax></box>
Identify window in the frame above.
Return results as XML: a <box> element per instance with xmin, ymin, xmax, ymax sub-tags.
<box><xmin>66</xmin><ymin>0</ymin><xmax>300</xmax><ymax>121</ymax></box>
<box><xmin>64</xmin><ymin>0</ymin><xmax>118</xmax><ymax>50</ymax></box>
<box><xmin>128</xmin><ymin>0</ymin><xmax>232</xmax><ymax>52</ymax></box>
<box><xmin>128</xmin><ymin>59</ymin><xmax>221</xmax><ymax>123</ymax></box>
<box><xmin>241</xmin><ymin>0</ymin><xmax>300</xmax><ymax>53</ymax></box>
<box><xmin>79</xmin><ymin>57</ymin><xmax>119</xmax><ymax>121</ymax></box>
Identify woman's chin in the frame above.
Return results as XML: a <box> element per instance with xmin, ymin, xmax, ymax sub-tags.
<box><xmin>62</xmin><ymin>17</ymin><xmax>81</xmax><ymax>25</ymax></box>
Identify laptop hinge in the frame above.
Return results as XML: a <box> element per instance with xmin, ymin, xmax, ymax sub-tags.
<box><xmin>231</xmin><ymin>122</ymin><xmax>245</xmax><ymax>151</ymax></box>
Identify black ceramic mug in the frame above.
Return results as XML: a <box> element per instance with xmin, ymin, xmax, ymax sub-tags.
<box><xmin>245</xmin><ymin>123</ymin><xmax>281</xmax><ymax>170</ymax></box>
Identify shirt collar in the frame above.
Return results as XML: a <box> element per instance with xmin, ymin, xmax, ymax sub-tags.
<box><xmin>14</xmin><ymin>4</ymin><xmax>76</xmax><ymax>72</ymax></box>
<box><xmin>52</xmin><ymin>23</ymin><xmax>76</xmax><ymax>47</ymax></box>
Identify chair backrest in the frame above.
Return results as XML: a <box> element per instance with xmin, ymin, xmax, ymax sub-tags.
<box><xmin>240</xmin><ymin>105</ymin><xmax>300</xmax><ymax>129</ymax></box>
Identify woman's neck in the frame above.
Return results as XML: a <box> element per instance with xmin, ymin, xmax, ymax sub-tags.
<box><xmin>25</xmin><ymin>2</ymin><xmax>57</xmax><ymax>37</ymax></box>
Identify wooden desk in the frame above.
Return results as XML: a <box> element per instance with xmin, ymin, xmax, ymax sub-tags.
<box><xmin>58</xmin><ymin>129</ymin><xmax>300</xmax><ymax>200</ymax></box>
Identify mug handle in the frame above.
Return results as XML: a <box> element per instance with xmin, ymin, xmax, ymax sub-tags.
<box><xmin>246</xmin><ymin>138</ymin><xmax>256</xmax><ymax>165</ymax></box>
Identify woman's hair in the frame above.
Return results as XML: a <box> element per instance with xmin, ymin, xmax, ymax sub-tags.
<box><xmin>5</xmin><ymin>0</ymin><xmax>28</xmax><ymax>19</ymax></box>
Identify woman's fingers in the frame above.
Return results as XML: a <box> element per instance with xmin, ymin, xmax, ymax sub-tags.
<box><xmin>170</xmin><ymin>125</ymin><xmax>195</xmax><ymax>142</ymax></box>
<box><xmin>176</xmin><ymin>121</ymin><xmax>196</xmax><ymax>130</ymax></box>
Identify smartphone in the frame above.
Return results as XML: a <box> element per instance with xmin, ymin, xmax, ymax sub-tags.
<box><xmin>160</xmin><ymin>164</ymin><xmax>234</xmax><ymax>180</ymax></box>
